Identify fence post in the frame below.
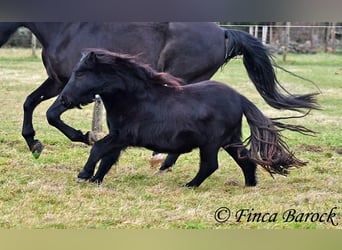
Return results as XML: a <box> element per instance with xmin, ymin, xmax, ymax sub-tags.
<box><xmin>254</xmin><ymin>25</ymin><xmax>258</xmax><ymax>38</ymax></box>
<box><xmin>262</xmin><ymin>26</ymin><xmax>268</xmax><ymax>44</ymax></box>
<box><xmin>249</xmin><ymin>26</ymin><xmax>253</xmax><ymax>36</ymax></box>
<box><xmin>31</xmin><ymin>33</ymin><xmax>37</xmax><ymax>57</ymax></box>
<box><xmin>331</xmin><ymin>22</ymin><xmax>336</xmax><ymax>54</ymax></box>
<box><xmin>283</xmin><ymin>22</ymin><xmax>291</xmax><ymax>62</ymax></box>
<box><xmin>92</xmin><ymin>94</ymin><xmax>103</xmax><ymax>134</ymax></box>
<box><xmin>324</xmin><ymin>23</ymin><xmax>329</xmax><ymax>53</ymax></box>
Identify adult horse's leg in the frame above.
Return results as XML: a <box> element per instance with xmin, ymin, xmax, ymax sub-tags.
<box><xmin>46</xmin><ymin>97</ymin><xmax>95</xmax><ymax>145</ymax></box>
<box><xmin>186</xmin><ymin>145</ymin><xmax>219</xmax><ymax>187</ymax></box>
<box><xmin>22</xmin><ymin>78</ymin><xmax>63</xmax><ymax>158</ymax></box>
<box><xmin>154</xmin><ymin>153</ymin><xmax>180</xmax><ymax>174</ymax></box>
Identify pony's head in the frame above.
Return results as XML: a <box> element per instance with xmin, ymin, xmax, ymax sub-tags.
<box><xmin>59</xmin><ymin>50</ymin><xmax>105</xmax><ymax>109</ymax></box>
<box><xmin>60</xmin><ymin>48</ymin><xmax>184</xmax><ymax>109</ymax></box>
<box><xmin>81</xmin><ymin>48</ymin><xmax>184</xmax><ymax>89</ymax></box>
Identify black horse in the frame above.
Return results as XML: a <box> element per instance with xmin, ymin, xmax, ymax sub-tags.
<box><xmin>0</xmin><ymin>22</ymin><xmax>318</xmax><ymax>159</ymax></box>
<box><xmin>50</xmin><ymin>49</ymin><xmax>310</xmax><ymax>187</ymax></box>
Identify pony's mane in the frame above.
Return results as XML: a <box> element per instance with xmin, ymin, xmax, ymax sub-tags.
<box><xmin>83</xmin><ymin>48</ymin><xmax>184</xmax><ymax>89</ymax></box>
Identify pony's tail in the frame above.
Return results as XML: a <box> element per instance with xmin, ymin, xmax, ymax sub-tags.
<box><xmin>224</xmin><ymin>29</ymin><xmax>319</xmax><ymax>113</ymax></box>
<box><xmin>241</xmin><ymin>96</ymin><xmax>307</xmax><ymax>176</ymax></box>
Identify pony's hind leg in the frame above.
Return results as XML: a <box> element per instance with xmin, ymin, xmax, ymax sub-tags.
<box><xmin>224</xmin><ymin>142</ymin><xmax>257</xmax><ymax>187</ymax></box>
<box><xmin>186</xmin><ymin>145</ymin><xmax>219</xmax><ymax>187</ymax></box>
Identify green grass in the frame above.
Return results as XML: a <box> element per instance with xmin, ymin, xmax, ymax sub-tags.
<box><xmin>0</xmin><ymin>49</ymin><xmax>341</xmax><ymax>229</ymax></box>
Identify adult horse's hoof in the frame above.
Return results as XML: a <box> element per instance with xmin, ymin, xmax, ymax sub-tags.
<box><xmin>31</xmin><ymin>140</ymin><xmax>44</xmax><ymax>159</ymax></box>
<box><xmin>149</xmin><ymin>153</ymin><xmax>165</xmax><ymax>168</ymax></box>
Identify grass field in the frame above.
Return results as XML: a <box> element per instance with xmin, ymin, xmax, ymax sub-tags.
<box><xmin>0</xmin><ymin>48</ymin><xmax>341</xmax><ymax>229</ymax></box>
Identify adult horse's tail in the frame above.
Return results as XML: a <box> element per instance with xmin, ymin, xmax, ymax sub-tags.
<box><xmin>224</xmin><ymin>29</ymin><xmax>319</xmax><ymax>112</ymax></box>
<box><xmin>240</xmin><ymin>95</ymin><xmax>309</xmax><ymax>176</ymax></box>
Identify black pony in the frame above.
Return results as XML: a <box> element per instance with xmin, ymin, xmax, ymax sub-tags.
<box><xmin>50</xmin><ymin>49</ymin><xmax>311</xmax><ymax>187</ymax></box>
<box><xmin>0</xmin><ymin>23</ymin><xmax>318</xmax><ymax>159</ymax></box>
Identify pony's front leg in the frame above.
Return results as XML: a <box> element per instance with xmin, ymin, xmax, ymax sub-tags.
<box><xmin>46</xmin><ymin>96</ymin><xmax>94</xmax><ymax>145</ymax></box>
<box><xmin>90</xmin><ymin>149</ymin><xmax>123</xmax><ymax>184</ymax></box>
<box><xmin>77</xmin><ymin>132</ymin><xmax>122</xmax><ymax>182</ymax></box>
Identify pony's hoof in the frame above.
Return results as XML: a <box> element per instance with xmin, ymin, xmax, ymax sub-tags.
<box><xmin>87</xmin><ymin>131</ymin><xmax>98</xmax><ymax>145</ymax></box>
<box><xmin>150</xmin><ymin>153</ymin><xmax>165</xmax><ymax>168</ymax></box>
<box><xmin>77</xmin><ymin>169</ymin><xmax>93</xmax><ymax>182</ymax></box>
<box><xmin>31</xmin><ymin>140</ymin><xmax>44</xmax><ymax>159</ymax></box>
